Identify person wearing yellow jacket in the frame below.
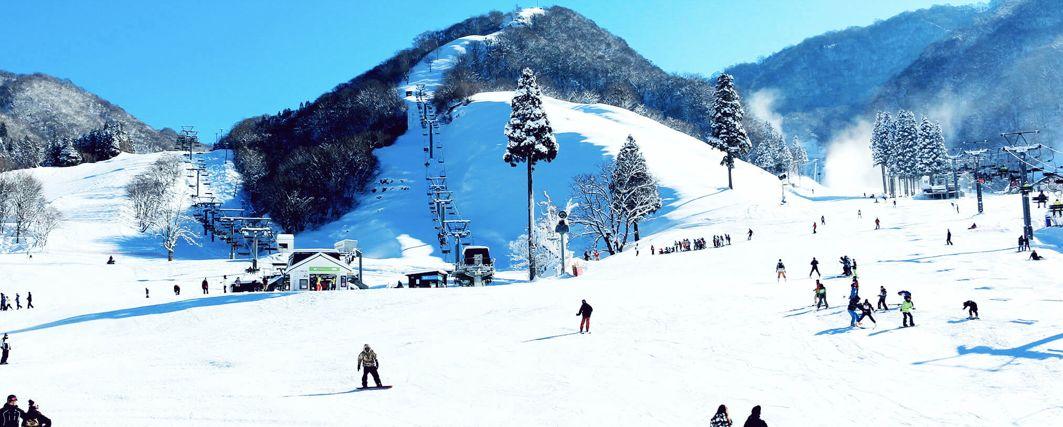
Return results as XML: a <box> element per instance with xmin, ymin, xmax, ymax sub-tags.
<box><xmin>900</xmin><ymin>296</ymin><xmax>916</xmax><ymax>327</ymax></box>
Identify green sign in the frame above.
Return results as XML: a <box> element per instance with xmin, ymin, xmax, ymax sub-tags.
<box><xmin>309</xmin><ymin>266</ymin><xmax>342</xmax><ymax>273</ymax></box>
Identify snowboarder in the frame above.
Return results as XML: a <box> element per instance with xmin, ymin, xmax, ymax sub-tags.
<box><xmin>0</xmin><ymin>395</ymin><xmax>23</xmax><ymax>427</ymax></box>
<box><xmin>874</xmin><ymin>218</ymin><xmax>880</xmax><ymax>230</ymax></box>
<box><xmin>901</xmin><ymin>295</ymin><xmax>916</xmax><ymax>327</ymax></box>
<box><xmin>106</xmin><ymin>255</ymin><xmax>115</xmax><ymax>265</ymax></box>
<box><xmin>809</xmin><ymin>257</ymin><xmax>820</xmax><ymax>277</ymax></box>
<box><xmin>968</xmin><ymin>223</ymin><xmax>977</xmax><ymax>230</ymax></box>
<box><xmin>775</xmin><ymin>259</ymin><xmax>786</xmax><ymax>282</ymax></box>
<box><xmin>946</xmin><ymin>229</ymin><xmax>953</xmax><ymax>246</ymax></box>
<box><xmin>847</xmin><ymin>295</ymin><xmax>861</xmax><ymax>327</ymax></box>
<box><xmin>577</xmin><ymin>299</ymin><xmax>593</xmax><ymax>334</ymax></box>
<box><xmin>710</xmin><ymin>404</ymin><xmax>733</xmax><ymax>427</ymax></box>
<box><xmin>23</xmin><ymin>400</ymin><xmax>50</xmax><ymax>427</ymax></box>
<box><xmin>747</xmin><ymin>228</ymin><xmax>753</xmax><ymax>240</ymax></box>
<box><xmin>814</xmin><ymin>281</ymin><xmax>828</xmax><ymax>310</ymax></box>
<box><xmin>0</xmin><ymin>334</ymin><xmax>9</xmax><ymax>365</ymax></box>
<box><xmin>202</xmin><ymin>278</ymin><xmax>209</xmax><ymax>295</ymax></box>
<box><xmin>1030</xmin><ymin>250</ymin><xmax>1044</xmax><ymax>261</ymax></box>
<box><xmin>743</xmin><ymin>405</ymin><xmax>768</xmax><ymax>427</ymax></box>
<box><xmin>857</xmin><ymin>299</ymin><xmax>877</xmax><ymax>326</ymax></box>
<box><xmin>963</xmin><ymin>300</ymin><xmax>979</xmax><ymax>319</ymax></box>
<box><xmin>357</xmin><ymin>344</ymin><xmax>383</xmax><ymax>388</ymax></box>
<box><xmin>173</xmin><ymin>284</ymin><xmax>181</xmax><ymax>296</ymax></box>
<box><xmin>877</xmin><ymin>286</ymin><xmax>888</xmax><ymax>311</ymax></box>
<box><xmin>25</xmin><ymin>292</ymin><xmax>32</xmax><ymax>309</ymax></box>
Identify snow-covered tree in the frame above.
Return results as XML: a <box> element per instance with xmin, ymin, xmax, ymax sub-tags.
<box><xmin>507</xmin><ymin>193</ymin><xmax>573</xmax><ymax>278</ymax></box>
<box><xmin>749</xmin><ymin>126</ymin><xmax>791</xmax><ymax>176</ymax></box>
<box><xmin>56</xmin><ymin>138</ymin><xmax>82</xmax><ymax>167</ymax></box>
<box><xmin>870</xmin><ymin>111</ymin><xmax>894</xmax><ymax>195</ymax></box>
<box><xmin>891</xmin><ymin>110</ymin><xmax>920</xmax><ymax>195</ymax></box>
<box><xmin>155</xmin><ymin>205</ymin><xmax>198</xmax><ymax>262</ymax></box>
<box><xmin>503</xmin><ymin>68</ymin><xmax>559</xmax><ymax>281</ymax></box>
<box><xmin>27</xmin><ymin>206</ymin><xmax>63</xmax><ymax>254</ymax></box>
<box><xmin>710</xmin><ymin>73</ymin><xmax>752</xmax><ymax>189</ymax></box>
<box><xmin>8</xmin><ymin>172</ymin><xmax>45</xmax><ymax>243</ymax></box>
<box><xmin>126</xmin><ymin>155</ymin><xmax>182</xmax><ymax>233</ymax></box>
<box><xmin>610</xmin><ymin>135</ymin><xmax>661</xmax><ymax>241</ymax></box>
<box><xmin>917</xmin><ymin>117</ymin><xmax>949</xmax><ymax>177</ymax></box>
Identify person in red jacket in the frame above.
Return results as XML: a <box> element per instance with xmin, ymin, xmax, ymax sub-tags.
<box><xmin>577</xmin><ymin>300</ymin><xmax>593</xmax><ymax>334</ymax></box>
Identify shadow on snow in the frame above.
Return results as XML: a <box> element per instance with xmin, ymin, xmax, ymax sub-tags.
<box><xmin>913</xmin><ymin>332</ymin><xmax>1063</xmax><ymax>371</ymax></box>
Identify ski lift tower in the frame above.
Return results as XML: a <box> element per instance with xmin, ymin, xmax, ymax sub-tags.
<box><xmin>334</xmin><ymin>239</ymin><xmax>363</xmax><ymax>287</ymax></box>
<box><xmin>1001</xmin><ymin>130</ymin><xmax>1041</xmax><ymax>240</ymax></box>
<box><xmin>443</xmin><ymin>219</ymin><xmax>471</xmax><ymax>265</ymax></box>
<box><xmin>963</xmin><ymin>148</ymin><xmax>989</xmax><ymax>214</ymax></box>
<box><xmin>241</xmin><ymin>226</ymin><xmax>273</xmax><ymax>273</ymax></box>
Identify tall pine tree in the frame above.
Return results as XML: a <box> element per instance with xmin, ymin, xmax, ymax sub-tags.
<box><xmin>504</xmin><ymin>68</ymin><xmax>559</xmax><ymax>281</ymax></box>
<box><xmin>870</xmin><ymin>112</ymin><xmax>894</xmax><ymax>195</ymax></box>
<box><xmin>710</xmin><ymin>73</ymin><xmax>751</xmax><ymax>189</ymax></box>
<box><xmin>891</xmin><ymin>110</ymin><xmax>920</xmax><ymax>195</ymax></box>
<box><xmin>611</xmin><ymin>135</ymin><xmax>661</xmax><ymax>242</ymax></box>
<box><xmin>917</xmin><ymin>117</ymin><xmax>949</xmax><ymax>178</ymax></box>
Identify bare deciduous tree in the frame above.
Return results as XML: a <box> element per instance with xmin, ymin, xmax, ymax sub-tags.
<box><xmin>9</xmin><ymin>172</ymin><xmax>45</xmax><ymax>243</ymax></box>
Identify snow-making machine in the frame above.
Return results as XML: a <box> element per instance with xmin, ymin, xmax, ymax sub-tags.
<box><xmin>453</xmin><ymin>246</ymin><xmax>494</xmax><ymax>286</ymax></box>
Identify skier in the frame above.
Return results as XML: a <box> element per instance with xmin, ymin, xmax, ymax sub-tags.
<box><xmin>145</xmin><ymin>288</ymin><xmax>150</xmax><ymax>298</ymax></box>
<box><xmin>847</xmin><ymin>295</ymin><xmax>861</xmax><ymax>327</ymax></box>
<box><xmin>820</xmin><ymin>215</ymin><xmax>826</xmax><ymax>225</ymax></box>
<box><xmin>849</xmin><ymin>279</ymin><xmax>859</xmax><ymax>299</ymax></box>
<box><xmin>747</xmin><ymin>228</ymin><xmax>753</xmax><ymax>240</ymax></box>
<box><xmin>23</xmin><ymin>400</ymin><xmax>50</xmax><ymax>427</ymax></box>
<box><xmin>874</xmin><ymin>218</ymin><xmax>880</xmax><ymax>230</ymax></box>
<box><xmin>743</xmin><ymin>405</ymin><xmax>768</xmax><ymax>427</ymax></box>
<box><xmin>0</xmin><ymin>395</ymin><xmax>23</xmax><ymax>427</ymax></box>
<box><xmin>963</xmin><ymin>300</ymin><xmax>979</xmax><ymax>319</ymax></box>
<box><xmin>775</xmin><ymin>259</ymin><xmax>787</xmax><ymax>282</ymax></box>
<box><xmin>946</xmin><ymin>229</ymin><xmax>953</xmax><ymax>246</ymax></box>
<box><xmin>173</xmin><ymin>284</ymin><xmax>181</xmax><ymax>296</ymax></box>
<box><xmin>651</xmin><ymin>245</ymin><xmax>655</xmax><ymax>255</ymax></box>
<box><xmin>357</xmin><ymin>344</ymin><xmax>383</xmax><ymax>388</ymax></box>
<box><xmin>710</xmin><ymin>404</ymin><xmax>733</xmax><ymax>427</ymax></box>
<box><xmin>877</xmin><ymin>286</ymin><xmax>888</xmax><ymax>311</ymax></box>
<box><xmin>577</xmin><ymin>299</ymin><xmax>593</xmax><ymax>334</ymax></box>
<box><xmin>857</xmin><ymin>299</ymin><xmax>877</xmax><ymax>326</ymax></box>
<box><xmin>857</xmin><ymin>209</ymin><xmax>862</xmax><ymax>218</ymax></box>
<box><xmin>900</xmin><ymin>295</ymin><xmax>916</xmax><ymax>327</ymax></box>
<box><xmin>25</xmin><ymin>292</ymin><xmax>32</xmax><ymax>309</ymax></box>
<box><xmin>809</xmin><ymin>257</ymin><xmax>820</xmax><ymax>277</ymax></box>
<box><xmin>202</xmin><ymin>278</ymin><xmax>209</xmax><ymax>295</ymax></box>
<box><xmin>14</xmin><ymin>294</ymin><xmax>20</xmax><ymax>310</ymax></box>
<box><xmin>814</xmin><ymin>281</ymin><xmax>828</xmax><ymax>310</ymax></box>
<box><xmin>812</xmin><ymin>222</ymin><xmax>817</xmax><ymax>234</ymax></box>
<box><xmin>1</xmin><ymin>334</ymin><xmax>9</xmax><ymax>365</ymax></box>
<box><xmin>725</xmin><ymin>234</ymin><xmax>731</xmax><ymax>245</ymax></box>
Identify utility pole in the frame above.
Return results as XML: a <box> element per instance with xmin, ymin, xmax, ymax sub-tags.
<box><xmin>1002</xmin><ymin>130</ymin><xmax>1041</xmax><ymax>240</ymax></box>
<box><xmin>964</xmin><ymin>148</ymin><xmax>988</xmax><ymax>214</ymax></box>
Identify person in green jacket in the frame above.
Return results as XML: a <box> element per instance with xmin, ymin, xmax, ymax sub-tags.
<box><xmin>900</xmin><ymin>296</ymin><xmax>915</xmax><ymax>327</ymax></box>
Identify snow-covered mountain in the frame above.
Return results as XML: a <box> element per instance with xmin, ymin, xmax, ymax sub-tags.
<box><xmin>0</xmin><ymin>70</ymin><xmax>177</xmax><ymax>169</ymax></box>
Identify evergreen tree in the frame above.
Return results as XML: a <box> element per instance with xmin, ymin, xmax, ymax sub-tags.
<box><xmin>56</xmin><ymin>138</ymin><xmax>82</xmax><ymax>167</ymax></box>
<box><xmin>749</xmin><ymin>126</ymin><xmax>791</xmax><ymax>176</ymax></box>
<box><xmin>870</xmin><ymin>112</ymin><xmax>893</xmax><ymax>195</ymax></box>
<box><xmin>503</xmin><ymin>68</ymin><xmax>559</xmax><ymax>281</ymax></box>
<box><xmin>710</xmin><ymin>73</ymin><xmax>751</xmax><ymax>189</ymax></box>
<box><xmin>891</xmin><ymin>110</ymin><xmax>920</xmax><ymax>195</ymax></box>
<box><xmin>610</xmin><ymin>135</ymin><xmax>661</xmax><ymax>241</ymax></box>
<box><xmin>917</xmin><ymin>117</ymin><xmax>949</xmax><ymax>177</ymax></box>
<box><xmin>789</xmin><ymin>136</ymin><xmax>808</xmax><ymax>177</ymax></box>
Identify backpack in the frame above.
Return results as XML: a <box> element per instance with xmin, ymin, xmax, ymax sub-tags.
<box><xmin>24</xmin><ymin>418</ymin><xmax>41</xmax><ymax>427</ymax></box>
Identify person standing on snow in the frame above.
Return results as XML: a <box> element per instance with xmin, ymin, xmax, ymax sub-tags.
<box><xmin>847</xmin><ymin>295</ymin><xmax>861</xmax><ymax>327</ymax></box>
<box><xmin>0</xmin><ymin>334</ymin><xmax>10</xmax><ymax>365</ymax></box>
<box><xmin>877</xmin><ymin>286</ymin><xmax>888</xmax><ymax>311</ymax></box>
<box><xmin>747</xmin><ymin>229</ymin><xmax>753</xmax><ymax>240</ymax></box>
<box><xmin>946</xmin><ymin>229</ymin><xmax>953</xmax><ymax>246</ymax></box>
<box><xmin>820</xmin><ymin>215</ymin><xmax>826</xmax><ymax>225</ymax></box>
<box><xmin>857</xmin><ymin>299</ymin><xmax>877</xmax><ymax>326</ymax></box>
<box><xmin>812</xmin><ymin>222</ymin><xmax>817</xmax><ymax>234</ymax></box>
<box><xmin>743</xmin><ymin>405</ymin><xmax>768</xmax><ymax>427</ymax></box>
<box><xmin>875</xmin><ymin>218</ymin><xmax>881</xmax><ymax>230</ymax></box>
<box><xmin>25</xmin><ymin>292</ymin><xmax>32</xmax><ymax>310</ymax></box>
<box><xmin>775</xmin><ymin>259</ymin><xmax>787</xmax><ymax>282</ymax></box>
<box><xmin>963</xmin><ymin>300</ymin><xmax>979</xmax><ymax>319</ymax></box>
<box><xmin>901</xmin><ymin>295</ymin><xmax>916</xmax><ymax>327</ymax></box>
<box><xmin>0</xmin><ymin>395</ymin><xmax>24</xmax><ymax>427</ymax></box>
<box><xmin>357</xmin><ymin>344</ymin><xmax>383</xmax><ymax>388</ymax></box>
<box><xmin>577</xmin><ymin>299</ymin><xmax>593</xmax><ymax>334</ymax></box>
<box><xmin>173</xmin><ymin>284</ymin><xmax>181</xmax><ymax>296</ymax></box>
<box><xmin>809</xmin><ymin>257</ymin><xmax>820</xmax><ymax>277</ymax></box>
<box><xmin>857</xmin><ymin>209</ymin><xmax>862</xmax><ymax>218</ymax></box>
<box><xmin>814</xmin><ymin>281</ymin><xmax>828</xmax><ymax>310</ymax></box>
<box><xmin>14</xmin><ymin>294</ymin><xmax>20</xmax><ymax>310</ymax></box>
<box><xmin>202</xmin><ymin>278</ymin><xmax>209</xmax><ymax>295</ymax></box>
<box><xmin>710</xmin><ymin>404</ymin><xmax>733</xmax><ymax>427</ymax></box>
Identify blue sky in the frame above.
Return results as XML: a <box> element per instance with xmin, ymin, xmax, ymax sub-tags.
<box><xmin>1</xmin><ymin>0</ymin><xmax>981</xmax><ymax>141</ymax></box>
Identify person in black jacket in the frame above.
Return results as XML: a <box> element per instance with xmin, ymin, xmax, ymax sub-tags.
<box><xmin>0</xmin><ymin>395</ymin><xmax>24</xmax><ymax>427</ymax></box>
<box><xmin>577</xmin><ymin>300</ymin><xmax>593</xmax><ymax>334</ymax></box>
<box><xmin>23</xmin><ymin>400</ymin><xmax>50</xmax><ymax>427</ymax></box>
<box><xmin>963</xmin><ymin>300</ymin><xmax>979</xmax><ymax>319</ymax></box>
<box><xmin>1</xmin><ymin>334</ymin><xmax>10</xmax><ymax>365</ymax></box>
<box><xmin>808</xmin><ymin>257</ymin><xmax>820</xmax><ymax>277</ymax></box>
<box><xmin>857</xmin><ymin>299</ymin><xmax>877</xmax><ymax>326</ymax></box>
<box><xmin>743</xmin><ymin>405</ymin><xmax>768</xmax><ymax>427</ymax></box>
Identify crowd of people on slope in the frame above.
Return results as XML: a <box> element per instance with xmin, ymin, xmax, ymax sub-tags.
<box><xmin>652</xmin><ymin>234</ymin><xmax>732</xmax><ymax>256</ymax></box>
<box><xmin>0</xmin><ymin>394</ymin><xmax>51</xmax><ymax>427</ymax></box>
<box><xmin>709</xmin><ymin>403</ymin><xmax>769</xmax><ymax>427</ymax></box>
<box><xmin>0</xmin><ymin>293</ymin><xmax>32</xmax><ymax>311</ymax></box>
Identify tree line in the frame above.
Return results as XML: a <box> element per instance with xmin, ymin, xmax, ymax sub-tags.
<box><xmin>125</xmin><ymin>155</ymin><xmax>197</xmax><ymax>261</ymax></box>
<box><xmin>0</xmin><ymin>121</ymin><xmax>132</xmax><ymax>171</ymax></box>
<box><xmin>870</xmin><ymin>110</ymin><xmax>950</xmax><ymax>196</ymax></box>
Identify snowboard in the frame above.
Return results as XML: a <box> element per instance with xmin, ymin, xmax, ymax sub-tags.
<box><xmin>355</xmin><ymin>385</ymin><xmax>393</xmax><ymax>391</ymax></box>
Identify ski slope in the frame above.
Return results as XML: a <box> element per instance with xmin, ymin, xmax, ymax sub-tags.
<box><xmin>2</xmin><ymin>7</ymin><xmax>1061</xmax><ymax>426</ymax></box>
